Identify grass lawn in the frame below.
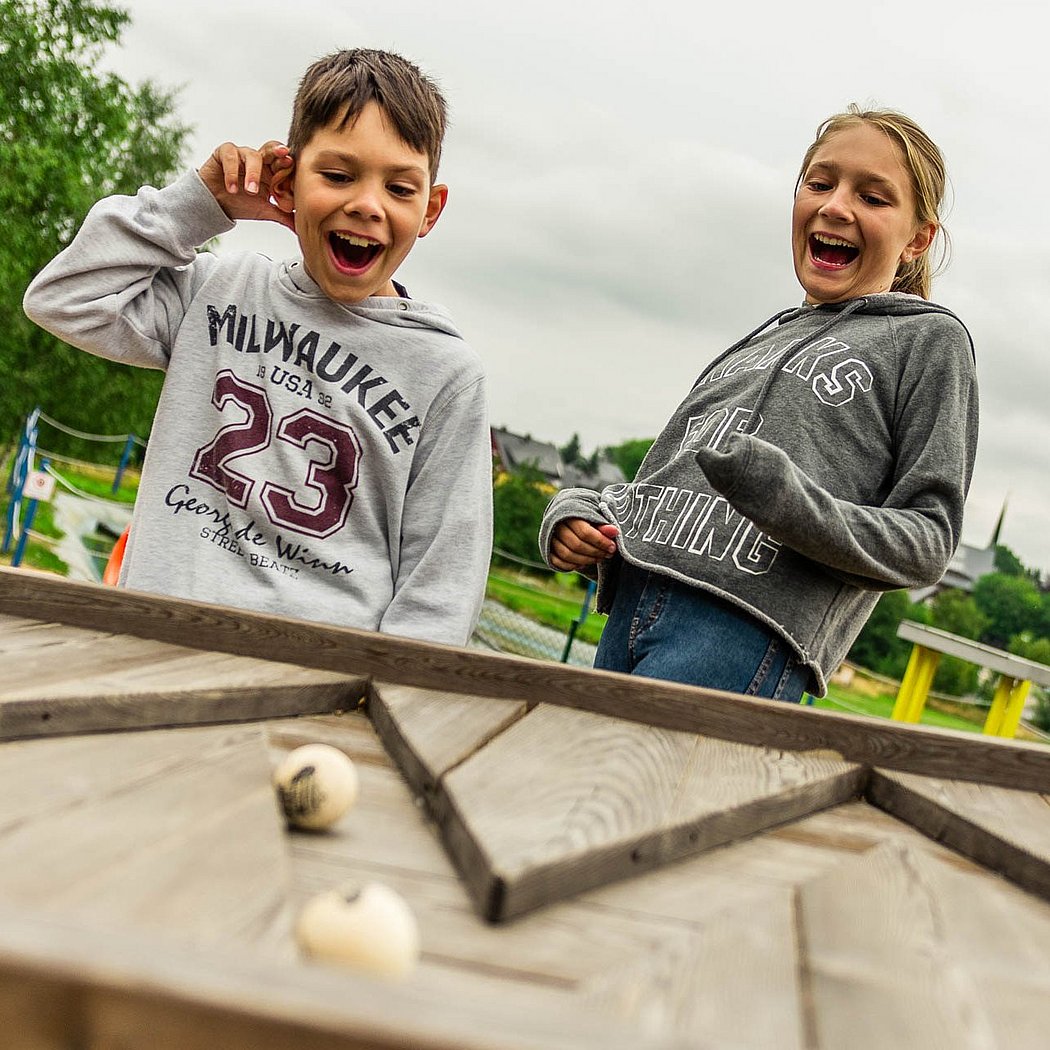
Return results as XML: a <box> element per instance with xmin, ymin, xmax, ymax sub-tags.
<box><xmin>811</xmin><ymin>684</ymin><xmax>988</xmax><ymax>734</ymax></box>
<box><xmin>486</xmin><ymin>569</ymin><xmax>605</xmax><ymax>645</ymax></box>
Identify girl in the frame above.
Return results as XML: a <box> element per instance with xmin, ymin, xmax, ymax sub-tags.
<box><xmin>539</xmin><ymin>106</ymin><xmax>978</xmax><ymax>703</ymax></box>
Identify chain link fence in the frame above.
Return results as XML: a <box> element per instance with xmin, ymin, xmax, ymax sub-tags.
<box><xmin>471</xmin><ymin>550</ymin><xmax>603</xmax><ymax>668</ymax></box>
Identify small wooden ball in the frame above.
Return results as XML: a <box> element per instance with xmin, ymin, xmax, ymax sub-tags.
<box><xmin>295</xmin><ymin>882</ymin><xmax>420</xmax><ymax>979</ymax></box>
<box><xmin>273</xmin><ymin>743</ymin><xmax>359</xmax><ymax>830</ymax></box>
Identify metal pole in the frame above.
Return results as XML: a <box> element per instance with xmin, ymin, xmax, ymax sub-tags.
<box><xmin>560</xmin><ymin>579</ymin><xmax>597</xmax><ymax>663</ymax></box>
<box><xmin>11</xmin><ymin>459</ymin><xmax>49</xmax><ymax>568</ymax></box>
<box><xmin>112</xmin><ymin>433</ymin><xmax>136</xmax><ymax>493</ymax></box>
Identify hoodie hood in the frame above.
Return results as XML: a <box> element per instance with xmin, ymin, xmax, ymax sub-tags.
<box><xmin>777</xmin><ymin>293</ymin><xmax>975</xmax><ymax>359</ymax></box>
<box><xmin>281</xmin><ymin>260</ymin><xmax>463</xmax><ymax>339</ymax></box>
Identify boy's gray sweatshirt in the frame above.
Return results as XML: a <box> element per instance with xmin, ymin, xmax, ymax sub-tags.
<box><xmin>539</xmin><ymin>296</ymin><xmax>978</xmax><ymax>694</ymax></box>
<box><xmin>24</xmin><ymin>172</ymin><xmax>492</xmax><ymax>646</ymax></box>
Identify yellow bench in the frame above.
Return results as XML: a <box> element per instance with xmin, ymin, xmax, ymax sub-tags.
<box><xmin>890</xmin><ymin>621</ymin><xmax>1050</xmax><ymax>738</ymax></box>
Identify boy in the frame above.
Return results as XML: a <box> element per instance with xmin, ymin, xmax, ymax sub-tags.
<box><xmin>23</xmin><ymin>49</ymin><xmax>492</xmax><ymax>647</ymax></box>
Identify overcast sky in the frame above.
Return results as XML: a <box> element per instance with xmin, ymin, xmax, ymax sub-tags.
<box><xmin>102</xmin><ymin>0</ymin><xmax>1050</xmax><ymax>576</ymax></box>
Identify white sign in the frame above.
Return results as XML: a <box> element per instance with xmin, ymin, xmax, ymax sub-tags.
<box><xmin>24</xmin><ymin>471</ymin><xmax>56</xmax><ymax>503</ymax></box>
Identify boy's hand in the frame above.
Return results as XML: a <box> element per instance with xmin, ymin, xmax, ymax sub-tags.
<box><xmin>549</xmin><ymin>519</ymin><xmax>619</xmax><ymax>572</ymax></box>
<box><xmin>198</xmin><ymin>141</ymin><xmax>295</xmax><ymax>230</ymax></box>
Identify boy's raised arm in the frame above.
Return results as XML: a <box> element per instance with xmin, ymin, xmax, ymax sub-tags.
<box><xmin>23</xmin><ymin>141</ymin><xmax>294</xmax><ymax>370</ymax></box>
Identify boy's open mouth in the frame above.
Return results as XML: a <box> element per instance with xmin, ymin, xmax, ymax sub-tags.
<box><xmin>329</xmin><ymin>231</ymin><xmax>383</xmax><ymax>273</ymax></box>
<box><xmin>809</xmin><ymin>233</ymin><xmax>859</xmax><ymax>268</ymax></box>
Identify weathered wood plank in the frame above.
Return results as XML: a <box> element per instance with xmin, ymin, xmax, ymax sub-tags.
<box><xmin>0</xmin><ymin>613</ymin><xmax>98</xmax><ymax>652</ymax></box>
<box><xmin>369</xmin><ymin>682</ymin><xmax>528</xmax><ymax>802</ymax></box>
<box><xmin>5</xmin><ymin>568</ymin><xmax>1049</xmax><ymax>793</ymax></box>
<box><xmin>868</xmin><ymin>768</ymin><xmax>1050</xmax><ymax>903</ymax></box>
<box><xmin>0</xmin><ymin>724</ymin><xmax>295</xmax><ymax>956</ymax></box>
<box><xmin>0</xmin><ymin>615</ymin><xmax>365</xmax><ymax>739</ymax></box>
<box><xmin>0</xmin><ymin>903</ymin><xmax>688</xmax><ymax>1050</ymax></box>
<box><xmin>798</xmin><ymin>840</ymin><xmax>1050</xmax><ymax>1049</ymax></box>
<box><xmin>580</xmin><ymin>889</ymin><xmax>802</xmax><ymax>1049</ymax></box>
<box><xmin>0</xmin><ymin>630</ymin><xmax>189</xmax><ymax>689</ymax></box>
<box><xmin>438</xmin><ymin>704</ymin><xmax>864</xmax><ymax>920</ymax></box>
<box><xmin>274</xmin><ymin>713</ymin><xmax>783</xmax><ymax>997</ymax></box>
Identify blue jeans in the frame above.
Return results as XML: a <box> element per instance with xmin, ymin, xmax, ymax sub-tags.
<box><xmin>594</xmin><ymin>561</ymin><xmax>809</xmax><ymax>703</ymax></box>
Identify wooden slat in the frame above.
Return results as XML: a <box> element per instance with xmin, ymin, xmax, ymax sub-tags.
<box><xmin>0</xmin><ymin>724</ymin><xmax>294</xmax><ymax>956</ymax></box>
<box><xmin>368</xmin><ymin>682</ymin><xmax>528</xmax><ymax>802</ymax></box>
<box><xmin>868</xmin><ymin>768</ymin><xmax>1050</xmax><ymax>902</ymax></box>
<box><xmin>0</xmin><ymin>902</ymin><xmax>688</xmax><ymax>1050</ymax></box>
<box><xmin>277</xmin><ymin>725</ymin><xmax>735</xmax><ymax>991</ymax></box>
<box><xmin>0</xmin><ymin>630</ymin><xmax>190</xmax><ymax>689</ymax></box>
<box><xmin>0</xmin><ymin>615</ymin><xmax>365</xmax><ymax>739</ymax></box>
<box><xmin>438</xmin><ymin>703</ymin><xmax>864</xmax><ymax>920</ymax></box>
<box><xmin>798</xmin><ymin>840</ymin><xmax>1050</xmax><ymax>1049</ymax></box>
<box><xmin>0</xmin><ymin>614</ymin><xmax>99</xmax><ymax>653</ymax></box>
<box><xmin>5</xmin><ymin>568</ymin><xmax>1050</xmax><ymax>793</ymax></box>
<box><xmin>579</xmin><ymin>889</ymin><xmax>803</xmax><ymax>1049</ymax></box>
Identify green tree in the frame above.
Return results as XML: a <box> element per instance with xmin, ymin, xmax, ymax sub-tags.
<box><xmin>994</xmin><ymin>543</ymin><xmax>1027</xmax><ymax>577</ymax></box>
<box><xmin>1009</xmin><ymin>634</ymin><xmax>1050</xmax><ymax>666</ymax></box>
<box><xmin>928</xmin><ymin>588</ymin><xmax>987</xmax><ymax>695</ymax></box>
<box><xmin>847</xmin><ymin>590</ymin><xmax>929</xmax><ymax>679</ymax></box>
<box><xmin>605</xmin><ymin>438</ymin><xmax>655</xmax><ymax>482</ymax></box>
<box><xmin>972</xmin><ymin>573</ymin><xmax>1044</xmax><ymax>649</ymax></box>
<box><xmin>492</xmin><ymin>465</ymin><xmax>553</xmax><ymax>564</ymax></box>
<box><xmin>558</xmin><ymin>433</ymin><xmax>583</xmax><ymax>469</ymax></box>
<box><xmin>1</xmin><ymin>0</ymin><xmax>189</xmax><ymax>454</ymax></box>
<box><xmin>929</xmin><ymin>588</ymin><xmax>988</xmax><ymax>638</ymax></box>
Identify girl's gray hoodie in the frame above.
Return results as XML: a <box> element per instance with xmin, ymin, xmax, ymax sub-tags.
<box><xmin>540</xmin><ymin>295</ymin><xmax>978</xmax><ymax>694</ymax></box>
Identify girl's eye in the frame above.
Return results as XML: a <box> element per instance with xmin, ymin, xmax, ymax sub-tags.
<box><xmin>806</xmin><ymin>180</ymin><xmax>831</xmax><ymax>192</ymax></box>
<box><xmin>862</xmin><ymin>193</ymin><xmax>888</xmax><ymax>206</ymax></box>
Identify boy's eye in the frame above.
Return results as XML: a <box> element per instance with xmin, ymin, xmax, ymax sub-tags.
<box><xmin>388</xmin><ymin>184</ymin><xmax>416</xmax><ymax>198</ymax></box>
<box><xmin>806</xmin><ymin>179</ymin><xmax>831</xmax><ymax>192</ymax></box>
<box><xmin>322</xmin><ymin>171</ymin><xmax>351</xmax><ymax>184</ymax></box>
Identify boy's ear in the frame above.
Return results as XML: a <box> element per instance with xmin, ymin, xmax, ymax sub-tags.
<box><xmin>418</xmin><ymin>184</ymin><xmax>448</xmax><ymax>239</ymax></box>
<box><xmin>270</xmin><ymin>164</ymin><xmax>296</xmax><ymax>216</ymax></box>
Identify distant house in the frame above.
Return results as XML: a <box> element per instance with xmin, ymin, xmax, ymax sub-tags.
<box><xmin>561</xmin><ymin>458</ymin><xmax>626</xmax><ymax>490</ymax></box>
<box><xmin>490</xmin><ymin>427</ymin><xmax>628</xmax><ymax>490</ymax></box>
<box><xmin>490</xmin><ymin>428</ymin><xmax>564</xmax><ymax>486</ymax></box>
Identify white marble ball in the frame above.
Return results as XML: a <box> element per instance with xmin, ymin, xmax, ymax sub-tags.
<box><xmin>273</xmin><ymin>743</ymin><xmax>359</xmax><ymax>830</ymax></box>
<box><xmin>295</xmin><ymin>881</ymin><xmax>420</xmax><ymax>979</ymax></box>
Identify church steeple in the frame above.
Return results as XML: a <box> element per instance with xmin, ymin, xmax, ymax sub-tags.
<box><xmin>990</xmin><ymin>497</ymin><xmax>1009</xmax><ymax>547</ymax></box>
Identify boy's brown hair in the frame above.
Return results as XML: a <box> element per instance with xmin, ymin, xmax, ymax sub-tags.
<box><xmin>288</xmin><ymin>49</ymin><xmax>448</xmax><ymax>180</ymax></box>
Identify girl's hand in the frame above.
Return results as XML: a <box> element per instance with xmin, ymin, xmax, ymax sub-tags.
<box><xmin>549</xmin><ymin>519</ymin><xmax>619</xmax><ymax>572</ymax></box>
<box><xmin>198</xmin><ymin>140</ymin><xmax>295</xmax><ymax>230</ymax></box>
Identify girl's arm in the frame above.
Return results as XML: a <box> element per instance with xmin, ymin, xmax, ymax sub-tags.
<box><xmin>694</xmin><ymin>325</ymin><xmax>978</xmax><ymax>590</ymax></box>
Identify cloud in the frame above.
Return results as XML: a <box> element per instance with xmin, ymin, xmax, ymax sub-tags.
<box><xmin>100</xmin><ymin>0</ymin><xmax>1050</xmax><ymax>576</ymax></box>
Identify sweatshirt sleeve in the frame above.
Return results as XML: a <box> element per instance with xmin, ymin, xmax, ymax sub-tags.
<box><xmin>22</xmin><ymin>171</ymin><xmax>235</xmax><ymax>369</ymax></box>
<box><xmin>537</xmin><ymin>487</ymin><xmax>607</xmax><ymax>569</ymax></box>
<box><xmin>694</xmin><ymin>324</ymin><xmax>979</xmax><ymax>590</ymax></box>
<box><xmin>378</xmin><ymin>374</ymin><xmax>493</xmax><ymax>646</ymax></box>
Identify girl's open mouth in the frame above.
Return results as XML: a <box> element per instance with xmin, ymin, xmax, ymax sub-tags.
<box><xmin>329</xmin><ymin>232</ymin><xmax>383</xmax><ymax>274</ymax></box>
<box><xmin>809</xmin><ymin>233</ymin><xmax>859</xmax><ymax>269</ymax></box>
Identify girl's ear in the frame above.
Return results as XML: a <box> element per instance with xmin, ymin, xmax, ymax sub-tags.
<box><xmin>270</xmin><ymin>165</ymin><xmax>296</xmax><ymax>215</ymax></box>
<box><xmin>901</xmin><ymin>221</ymin><xmax>937</xmax><ymax>263</ymax></box>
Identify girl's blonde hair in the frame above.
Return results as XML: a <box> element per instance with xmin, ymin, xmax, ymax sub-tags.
<box><xmin>796</xmin><ymin>105</ymin><xmax>950</xmax><ymax>299</ymax></box>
